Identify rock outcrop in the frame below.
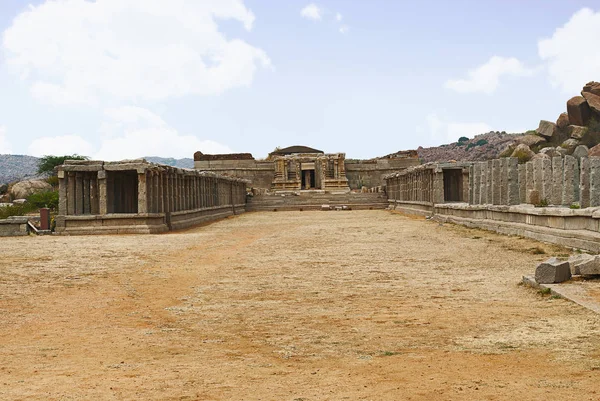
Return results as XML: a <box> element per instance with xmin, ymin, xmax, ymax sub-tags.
<box><xmin>567</xmin><ymin>96</ymin><xmax>591</xmax><ymax>126</ymax></box>
<box><xmin>9</xmin><ymin>180</ymin><xmax>52</xmax><ymax>199</ymax></box>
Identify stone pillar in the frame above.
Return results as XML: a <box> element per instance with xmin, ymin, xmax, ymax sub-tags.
<box><xmin>580</xmin><ymin>157</ymin><xmax>590</xmax><ymax>208</ymax></box>
<box><xmin>433</xmin><ymin>169</ymin><xmax>444</xmax><ymax>204</ymax></box>
<box><xmin>562</xmin><ymin>155</ymin><xmax>577</xmax><ymax>206</ymax></box>
<box><xmin>137</xmin><ymin>170</ymin><xmax>147</xmax><ymax>214</ymax></box>
<box><xmin>98</xmin><ymin>170</ymin><xmax>107</xmax><ymax>215</ymax></box>
<box><xmin>479</xmin><ymin>162</ymin><xmax>487</xmax><ymax>204</ymax></box>
<box><xmin>551</xmin><ymin>157</ymin><xmax>563</xmax><ymax>206</ymax></box>
<box><xmin>471</xmin><ymin>164</ymin><xmax>479</xmax><ymax>205</ymax></box>
<box><xmin>525</xmin><ymin>161</ymin><xmax>534</xmax><ymax>204</ymax></box>
<box><xmin>58</xmin><ymin>171</ymin><xmax>67</xmax><ymax>215</ymax></box>
<box><xmin>90</xmin><ymin>176</ymin><xmax>98</xmax><ymax>214</ymax></box>
<box><xmin>590</xmin><ymin>157</ymin><xmax>600</xmax><ymax>207</ymax></box>
<box><xmin>75</xmin><ymin>172</ymin><xmax>84</xmax><ymax>215</ymax></box>
<box><xmin>542</xmin><ymin>158</ymin><xmax>552</xmax><ymax>202</ymax></box>
<box><xmin>83</xmin><ymin>175</ymin><xmax>91</xmax><ymax>214</ymax></box>
<box><xmin>486</xmin><ymin>160</ymin><xmax>493</xmax><ymax>204</ymax></box>
<box><xmin>500</xmin><ymin>158</ymin><xmax>509</xmax><ymax>205</ymax></box>
<box><xmin>518</xmin><ymin>164</ymin><xmax>526</xmax><ymax>204</ymax></box>
<box><xmin>491</xmin><ymin>159</ymin><xmax>500</xmax><ymax>205</ymax></box>
<box><xmin>507</xmin><ymin>158</ymin><xmax>520</xmax><ymax>205</ymax></box>
<box><xmin>533</xmin><ymin>158</ymin><xmax>543</xmax><ymax>200</ymax></box>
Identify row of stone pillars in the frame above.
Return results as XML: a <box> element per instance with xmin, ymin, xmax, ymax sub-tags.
<box><xmin>59</xmin><ymin>163</ymin><xmax>248</xmax><ymax>216</ymax></box>
<box><xmin>469</xmin><ymin>156</ymin><xmax>600</xmax><ymax>207</ymax></box>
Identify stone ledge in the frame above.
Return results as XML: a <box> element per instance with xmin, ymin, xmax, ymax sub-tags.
<box><xmin>522</xmin><ymin>275</ymin><xmax>600</xmax><ymax>314</ymax></box>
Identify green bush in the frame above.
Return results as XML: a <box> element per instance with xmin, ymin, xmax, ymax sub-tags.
<box><xmin>0</xmin><ymin>203</ymin><xmax>35</xmax><ymax>219</ymax></box>
<box><xmin>37</xmin><ymin>154</ymin><xmax>88</xmax><ymax>175</ymax></box>
<box><xmin>476</xmin><ymin>139</ymin><xmax>488</xmax><ymax>146</ymax></box>
<box><xmin>27</xmin><ymin>191</ymin><xmax>59</xmax><ymax>210</ymax></box>
<box><xmin>458</xmin><ymin>136</ymin><xmax>469</xmax><ymax>143</ymax></box>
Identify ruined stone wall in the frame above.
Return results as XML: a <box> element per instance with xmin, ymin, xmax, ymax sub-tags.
<box><xmin>56</xmin><ymin>159</ymin><xmax>248</xmax><ymax>235</ymax></box>
<box><xmin>468</xmin><ymin>156</ymin><xmax>599</xmax><ymax>208</ymax></box>
<box><xmin>344</xmin><ymin>158</ymin><xmax>419</xmax><ymax>189</ymax></box>
<box><xmin>0</xmin><ymin>216</ymin><xmax>29</xmax><ymax>237</ymax></box>
<box><xmin>193</xmin><ymin>159</ymin><xmax>275</xmax><ymax>189</ymax></box>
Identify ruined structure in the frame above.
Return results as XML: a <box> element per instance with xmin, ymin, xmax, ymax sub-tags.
<box><xmin>194</xmin><ymin>146</ymin><xmax>419</xmax><ymax>190</ymax></box>
<box><xmin>55</xmin><ymin>159</ymin><xmax>248</xmax><ymax>235</ymax></box>
<box><xmin>385</xmin><ymin>156</ymin><xmax>600</xmax><ymax>253</ymax></box>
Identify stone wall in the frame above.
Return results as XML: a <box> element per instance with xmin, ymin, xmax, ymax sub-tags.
<box><xmin>56</xmin><ymin>159</ymin><xmax>248</xmax><ymax>235</ymax></box>
<box><xmin>194</xmin><ymin>157</ymin><xmax>419</xmax><ymax>190</ymax></box>
<box><xmin>0</xmin><ymin>216</ymin><xmax>29</xmax><ymax>236</ymax></box>
<box><xmin>384</xmin><ymin>156</ymin><xmax>600</xmax><ymax>253</ymax></box>
<box><xmin>193</xmin><ymin>159</ymin><xmax>275</xmax><ymax>189</ymax></box>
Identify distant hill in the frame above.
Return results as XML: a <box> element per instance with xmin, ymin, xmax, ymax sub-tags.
<box><xmin>384</xmin><ymin>131</ymin><xmax>523</xmax><ymax>164</ymax></box>
<box><xmin>0</xmin><ymin>154</ymin><xmax>41</xmax><ymax>185</ymax></box>
<box><xmin>144</xmin><ymin>157</ymin><xmax>194</xmax><ymax>169</ymax></box>
<box><xmin>0</xmin><ymin>155</ymin><xmax>195</xmax><ymax>185</ymax></box>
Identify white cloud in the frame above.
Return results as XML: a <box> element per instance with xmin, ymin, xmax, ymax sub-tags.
<box><xmin>422</xmin><ymin>113</ymin><xmax>492</xmax><ymax>146</ymax></box>
<box><xmin>2</xmin><ymin>0</ymin><xmax>271</xmax><ymax>106</ymax></box>
<box><xmin>538</xmin><ymin>7</ymin><xmax>600</xmax><ymax>94</ymax></box>
<box><xmin>339</xmin><ymin>25</ymin><xmax>349</xmax><ymax>34</ymax></box>
<box><xmin>335</xmin><ymin>12</ymin><xmax>342</xmax><ymax>22</ymax></box>
<box><xmin>301</xmin><ymin>3</ymin><xmax>323</xmax><ymax>21</ymax></box>
<box><xmin>28</xmin><ymin>135</ymin><xmax>95</xmax><ymax>157</ymax></box>
<box><xmin>0</xmin><ymin>126</ymin><xmax>12</xmax><ymax>154</ymax></box>
<box><xmin>94</xmin><ymin>107</ymin><xmax>232</xmax><ymax>161</ymax></box>
<box><xmin>445</xmin><ymin>56</ymin><xmax>535</xmax><ymax>94</ymax></box>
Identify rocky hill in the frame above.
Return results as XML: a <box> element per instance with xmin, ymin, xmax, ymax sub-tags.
<box><xmin>0</xmin><ymin>155</ymin><xmax>195</xmax><ymax>185</ymax></box>
<box><xmin>144</xmin><ymin>157</ymin><xmax>194</xmax><ymax>169</ymax></box>
<box><xmin>413</xmin><ymin>131</ymin><xmax>520</xmax><ymax>163</ymax></box>
<box><xmin>0</xmin><ymin>154</ymin><xmax>42</xmax><ymax>185</ymax></box>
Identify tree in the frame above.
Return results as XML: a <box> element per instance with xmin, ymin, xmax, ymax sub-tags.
<box><xmin>458</xmin><ymin>136</ymin><xmax>469</xmax><ymax>143</ymax></box>
<box><xmin>37</xmin><ymin>154</ymin><xmax>88</xmax><ymax>175</ymax></box>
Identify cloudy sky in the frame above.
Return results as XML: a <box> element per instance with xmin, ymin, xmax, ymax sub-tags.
<box><xmin>0</xmin><ymin>0</ymin><xmax>599</xmax><ymax>160</ymax></box>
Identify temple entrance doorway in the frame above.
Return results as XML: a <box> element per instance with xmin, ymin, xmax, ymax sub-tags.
<box><xmin>301</xmin><ymin>163</ymin><xmax>316</xmax><ymax>189</ymax></box>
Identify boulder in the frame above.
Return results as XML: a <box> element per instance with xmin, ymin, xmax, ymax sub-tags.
<box><xmin>567</xmin><ymin>96</ymin><xmax>591</xmax><ymax>126</ymax></box>
<box><xmin>573</xmin><ymin>255</ymin><xmax>600</xmax><ymax>276</ymax></box>
<box><xmin>12</xmin><ymin>199</ymin><xmax>27</xmax><ymax>205</ymax></box>
<box><xmin>536</xmin><ymin>120</ymin><xmax>558</xmax><ymax>140</ymax></box>
<box><xmin>516</xmin><ymin>134</ymin><xmax>546</xmax><ymax>147</ymax></box>
<box><xmin>535</xmin><ymin>257</ymin><xmax>571</xmax><ymax>284</ymax></box>
<box><xmin>589</xmin><ymin>143</ymin><xmax>600</xmax><ymax>157</ymax></box>
<box><xmin>531</xmin><ymin>153</ymin><xmax>550</xmax><ymax>161</ymax></box>
<box><xmin>582</xmin><ymin>81</ymin><xmax>600</xmax><ymax>97</ymax></box>
<box><xmin>539</xmin><ymin>147</ymin><xmax>562</xmax><ymax>158</ymax></box>
<box><xmin>556</xmin><ymin>147</ymin><xmax>567</xmax><ymax>156</ymax></box>
<box><xmin>573</xmin><ymin>145</ymin><xmax>589</xmax><ymax>160</ymax></box>
<box><xmin>568</xmin><ymin>125</ymin><xmax>588</xmax><ymax>140</ymax></box>
<box><xmin>556</xmin><ymin>112</ymin><xmax>570</xmax><ymax>129</ymax></box>
<box><xmin>582</xmin><ymin>91</ymin><xmax>600</xmax><ymax>116</ymax></box>
<box><xmin>561</xmin><ymin>138</ymin><xmax>580</xmax><ymax>154</ymax></box>
<box><xmin>9</xmin><ymin>180</ymin><xmax>52</xmax><ymax>200</ymax></box>
<box><xmin>510</xmin><ymin>144</ymin><xmax>535</xmax><ymax>163</ymax></box>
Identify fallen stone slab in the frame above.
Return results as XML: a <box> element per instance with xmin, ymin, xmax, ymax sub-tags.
<box><xmin>321</xmin><ymin>204</ymin><xmax>331</xmax><ymax>211</ymax></box>
<box><xmin>573</xmin><ymin>255</ymin><xmax>600</xmax><ymax>276</ymax></box>
<box><xmin>568</xmin><ymin>254</ymin><xmax>594</xmax><ymax>275</ymax></box>
<box><xmin>535</xmin><ymin>257</ymin><xmax>571</xmax><ymax>284</ymax></box>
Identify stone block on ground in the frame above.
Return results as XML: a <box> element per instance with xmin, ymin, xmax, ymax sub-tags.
<box><xmin>573</xmin><ymin>255</ymin><xmax>600</xmax><ymax>276</ymax></box>
<box><xmin>321</xmin><ymin>204</ymin><xmax>331</xmax><ymax>211</ymax></box>
<box><xmin>569</xmin><ymin>254</ymin><xmax>595</xmax><ymax>275</ymax></box>
<box><xmin>535</xmin><ymin>257</ymin><xmax>571</xmax><ymax>284</ymax></box>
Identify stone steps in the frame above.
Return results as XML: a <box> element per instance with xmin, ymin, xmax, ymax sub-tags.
<box><xmin>246</xmin><ymin>192</ymin><xmax>388</xmax><ymax>211</ymax></box>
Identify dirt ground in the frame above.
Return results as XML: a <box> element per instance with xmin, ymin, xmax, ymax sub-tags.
<box><xmin>1</xmin><ymin>210</ymin><xmax>600</xmax><ymax>400</ymax></box>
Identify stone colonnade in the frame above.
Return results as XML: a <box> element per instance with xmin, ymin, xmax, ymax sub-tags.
<box><xmin>58</xmin><ymin>159</ymin><xmax>248</xmax><ymax>217</ymax></box>
<box><xmin>386</xmin><ymin>168</ymin><xmax>435</xmax><ymax>204</ymax></box>
<box><xmin>469</xmin><ymin>156</ymin><xmax>600</xmax><ymax>207</ymax></box>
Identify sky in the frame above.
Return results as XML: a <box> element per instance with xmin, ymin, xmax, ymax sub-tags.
<box><xmin>0</xmin><ymin>0</ymin><xmax>599</xmax><ymax>160</ymax></box>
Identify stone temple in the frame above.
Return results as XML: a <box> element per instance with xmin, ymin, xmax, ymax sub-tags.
<box><xmin>194</xmin><ymin>145</ymin><xmax>419</xmax><ymax>191</ymax></box>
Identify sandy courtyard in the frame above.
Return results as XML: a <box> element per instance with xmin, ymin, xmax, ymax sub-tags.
<box><xmin>1</xmin><ymin>210</ymin><xmax>600</xmax><ymax>400</ymax></box>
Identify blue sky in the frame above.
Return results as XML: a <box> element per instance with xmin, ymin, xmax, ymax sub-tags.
<box><xmin>0</xmin><ymin>0</ymin><xmax>599</xmax><ymax>160</ymax></box>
